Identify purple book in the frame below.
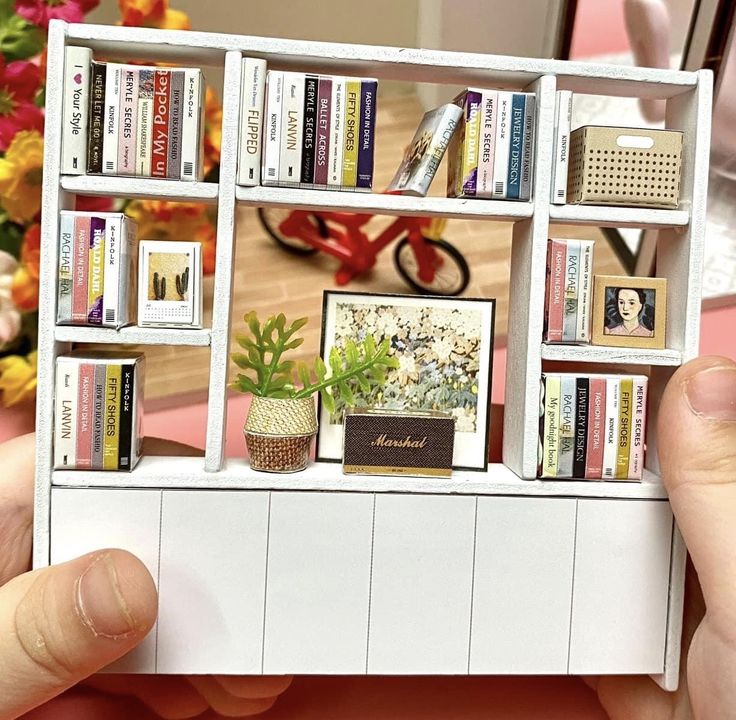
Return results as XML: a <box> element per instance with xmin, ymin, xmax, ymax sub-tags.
<box><xmin>88</xmin><ymin>217</ymin><xmax>105</xmax><ymax>325</ymax></box>
<box><xmin>462</xmin><ymin>90</ymin><xmax>483</xmax><ymax>196</ymax></box>
<box><xmin>314</xmin><ymin>77</ymin><xmax>332</xmax><ymax>186</ymax></box>
<box><xmin>357</xmin><ymin>80</ymin><xmax>377</xmax><ymax>189</ymax></box>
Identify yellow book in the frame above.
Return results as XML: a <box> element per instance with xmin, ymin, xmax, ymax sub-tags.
<box><xmin>103</xmin><ymin>363</ymin><xmax>121</xmax><ymax>470</ymax></box>
<box><xmin>342</xmin><ymin>80</ymin><xmax>360</xmax><ymax>187</ymax></box>
<box><xmin>461</xmin><ymin>91</ymin><xmax>482</xmax><ymax>196</ymax></box>
<box><xmin>542</xmin><ymin>375</ymin><xmax>561</xmax><ymax>477</ymax></box>
<box><xmin>616</xmin><ymin>377</ymin><xmax>633</xmax><ymax>479</ymax></box>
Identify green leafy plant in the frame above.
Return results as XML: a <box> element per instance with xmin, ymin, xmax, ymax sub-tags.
<box><xmin>230</xmin><ymin>311</ymin><xmax>398</xmax><ymax>413</ymax></box>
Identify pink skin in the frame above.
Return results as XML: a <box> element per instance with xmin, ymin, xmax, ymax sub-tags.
<box><xmin>617</xmin><ymin>288</ymin><xmax>643</xmax><ymax>332</ymax></box>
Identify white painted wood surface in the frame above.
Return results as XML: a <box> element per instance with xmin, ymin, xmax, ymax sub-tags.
<box><xmin>54</xmin><ymin>325</ymin><xmax>212</xmax><ymax>346</ymax></box>
<box><xmin>469</xmin><ymin>497</ymin><xmax>577</xmax><ymax>674</ymax></box>
<box><xmin>540</xmin><ymin>344</ymin><xmax>682</xmax><ymax>366</ymax></box>
<box><xmin>263</xmin><ymin>492</ymin><xmax>374</xmax><ymax>674</ymax></box>
<box><xmin>549</xmin><ymin>204</ymin><xmax>689</xmax><ymax>229</ymax></box>
<box><xmin>60</xmin><ymin>175</ymin><xmax>218</xmax><ymax>203</ymax></box>
<box><xmin>50</xmin><ymin>488</ymin><xmax>162</xmax><ymax>672</ymax></box>
<box><xmin>156</xmin><ymin>490</ymin><xmax>269</xmax><ymax>674</ymax></box>
<box><xmin>367</xmin><ymin>494</ymin><xmax>476</xmax><ymax>673</ymax></box>
<box><xmin>568</xmin><ymin>499</ymin><xmax>673</xmax><ymax>675</ymax></box>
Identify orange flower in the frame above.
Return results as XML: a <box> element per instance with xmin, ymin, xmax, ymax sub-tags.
<box><xmin>203</xmin><ymin>86</ymin><xmax>222</xmax><ymax>175</ymax></box>
<box><xmin>193</xmin><ymin>221</ymin><xmax>216</xmax><ymax>275</ymax></box>
<box><xmin>11</xmin><ymin>223</ymin><xmax>40</xmax><ymax>311</ymax></box>
<box><xmin>118</xmin><ymin>0</ymin><xmax>191</xmax><ymax>29</ymax></box>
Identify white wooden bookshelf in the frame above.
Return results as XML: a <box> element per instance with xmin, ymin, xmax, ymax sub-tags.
<box><xmin>35</xmin><ymin>20</ymin><xmax>712</xmax><ymax>688</ymax></box>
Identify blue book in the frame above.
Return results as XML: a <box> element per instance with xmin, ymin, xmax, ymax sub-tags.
<box><xmin>506</xmin><ymin>93</ymin><xmax>526</xmax><ymax>199</ymax></box>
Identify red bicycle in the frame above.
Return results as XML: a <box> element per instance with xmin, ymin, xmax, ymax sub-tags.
<box><xmin>258</xmin><ymin>207</ymin><xmax>470</xmax><ymax>296</ymax></box>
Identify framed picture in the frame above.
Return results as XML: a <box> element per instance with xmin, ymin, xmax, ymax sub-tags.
<box><xmin>316</xmin><ymin>291</ymin><xmax>495</xmax><ymax>471</ymax></box>
<box><xmin>591</xmin><ymin>275</ymin><xmax>667</xmax><ymax>349</ymax></box>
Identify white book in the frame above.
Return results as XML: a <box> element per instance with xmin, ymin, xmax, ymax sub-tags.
<box><xmin>181</xmin><ymin>67</ymin><xmax>204</xmax><ymax>181</ymax></box>
<box><xmin>117</xmin><ymin>67</ymin><xmax>138</xmax><ymax>176</ymax></box>
<box><xmin>551</xmin><ymin>90</ymin><xmax>573</xmax><ymax>204</ymax></box>
<box><xmin>57</xmin><ymin>213</ymin><xmax>74</xmax><ymax>323</ymax></box>
<box><xmin>120</xmin><ymin>216</ymin><xmax>137</xmax><ymax>328</ymax></box>
<box><xmin>262</xmin><ymin>70</ymin><xmax>284</xmax><ymax>185</ymax></box>
<box><xmin>102</xmin><ymin>63</ymin><xmax>122</xmax><ymax>175</ymax></box>
<box><xmin>328</xmin><ymin>77</ymin><xmax>345</xmax><ymax>186</ymax></box>
<box><xmin>476</xmin><ymin>90</ymin><xmax>497</xmax><ymax>198</ymax></box>
<box><xmin>576</xmin><ymin>240</ymin><xmax>594</xmax><ymax>342</ymax></box>
<box><xmin>136</xmin><ymin>97</ymin><xmax>153</xmax><ymax>176</ymax></box>
<box><xmin>61</xmin><ymin>46</ymin><xmax>92</xmax><ymax>174</ymax></box>
<box><xmin>279</xmin><ymin>71</ymin><xmax>305</xmax><ymax>186</ymax></box>
<box><xmin>602</xmin><ymin>377</ymin><xmax>621</xmax><ymax>478</ymax></box>
<box><xmin>101</xmin><ymin>215</ymin><xmax>120</xmax><ymax>328</ymax></box>
<box><xmin>54</xmin><ymin>358</ymin><xmax>78</xmax><ymax>469</ymax></box>
<box><xmin>491</xmin><ymin>91</ymin><xmax>513</xmax><ymax>198</ymax></box>
<box><xmin>237</xmin><ymin>57</ymin><xmax>267</xmax><ymax>186</ymax></box>
<box><xmin>562</xmin><ymin>239</ymin><xmax>580</xmax><ymax>342</ymax></box>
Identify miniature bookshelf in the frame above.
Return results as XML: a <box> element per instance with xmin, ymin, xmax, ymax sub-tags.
<box><xmin>36</xmin><ymin>20</ymin><xmax>711</xmax><ymax>686</ymax></box>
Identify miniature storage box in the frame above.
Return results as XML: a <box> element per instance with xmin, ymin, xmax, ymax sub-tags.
<box><xmin>567</xmin><ymin>126</ymin><xmax>683</xmax><ymax>208</ymax></box>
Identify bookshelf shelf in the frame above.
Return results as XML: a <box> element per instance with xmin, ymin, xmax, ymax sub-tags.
<box><xmin>54</xmin><ymin>325</ymin><xmax>212</xmax><ymax>347</ymax></box>
<box><xmin>540</xmin><ymin>344</ymin><xmax>683</xmax><ymax>366</ymax></box>
<box><xmin>549</xmin><ymin>204</ymin><xmax>689</xmax><ymax>229</ymax></box>
<box><xmin>60</xmin><ymin>175</ymin><xmax>219</xmax><ymax>204</ymax></box>
<box><xmin>51</xmin><ymin>456</ymin><xmax>669</xmax><ymax>499</ymax></box>
<box><xmin>236</xmin><ymin>185</ymin><xmax>534</xmax><ymax>221</ymax></box>
<box><xmin>37</xmin><ymin>20</ymin><xmax>712</xmax><ymax>685</ymax></box>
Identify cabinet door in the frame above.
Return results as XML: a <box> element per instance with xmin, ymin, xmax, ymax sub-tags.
<box><xmin>157</xmin><ymin>490</ymin><xmax>269</xmax><ymax>674</ymax></box>
<box><xmin>50</xmin><ymin>488</ymin><xmax>161</xmax><ymax>673</ymax></box>
<box><xmin>569</xmin><ymin>499</ymin><xmax>673</xmax><ymax>674</ymax></box>
<box><xmin>263</xmin><ymin>492</ymin><xmax>374</xmax><ymax>674</ymax></box>
<box><xmin>367</xmin><ymin>494</ymin><xmax>476</xmax><ymax>674</ymax></box>
<box><xmin>470</xmin><ymin>497</ymin><xmax>577</xmax><ymax>673</ymax></box>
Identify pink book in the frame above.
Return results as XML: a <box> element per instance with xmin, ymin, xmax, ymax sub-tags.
<box><xmin>76</xmin><ymin>362</ymin><xmax>94</xmax><ymax>468</ymax></box>
<box><xmin>628</xmin><ymin>377</ymin><xmax>648</xmax><ymax>480</ymax></box>
<box><xmin>545</xmin><ymin>239</ymin><xmax>567</xmax><ymax>342</ymax></box>
<box><xmin>118</xmin><ymin>67</ymin><xmax>139</xmax><ymax>175</ymax></box>
<box><xmin>585</xmin><ymin>378</ymin><xmax>606</xmax><ymax>478</ymax></box>
<box><xmin>72</xmin><ymin>216</ymin><xmax>90</xmax><ymax>323</ymax></box>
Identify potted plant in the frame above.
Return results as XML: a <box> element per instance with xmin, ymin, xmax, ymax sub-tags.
<box><xmin>230</xmin><ymin>311</ymin><xmax>397</xmax><ymax>473</ymax></box>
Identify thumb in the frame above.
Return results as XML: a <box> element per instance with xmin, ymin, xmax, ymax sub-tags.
<box><xmin>658</xmin><ymin>355</ymin><xmax>736</xmax><ymax>633</ymax></box>
<box><xmin>0</xmin><ymin>549</ymin><xmax>157</xmax><ymax>720</ymax></box>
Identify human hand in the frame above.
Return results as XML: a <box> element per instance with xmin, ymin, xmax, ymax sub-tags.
<box><xmin>587</xmin><ymin>356</ymin><xmax>736</xmax><ymax>719</ymax></box>
<box><xmin>0</xmin><ymin>433</ymin><xmax>292</xmax><ymax>720</ymax></box>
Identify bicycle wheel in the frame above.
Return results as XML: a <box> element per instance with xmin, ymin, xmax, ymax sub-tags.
<box><xmin>393</xmin><ymin>237</ymin><xmax>471</xmax><ymax>296</ymax></box>
<box><xmin>257</xmin><ymin>207</ymin><xmax>323</xmax><ymax>255</ymax></box>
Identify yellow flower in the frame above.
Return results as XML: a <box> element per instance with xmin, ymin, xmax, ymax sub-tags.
<box><xmin>0</xmin><ymin>130</ymin><xmax>44</xmax><ymax>223</ymax></box>
<box><xmin>0</xmin><ymin>350</ymin><xmax>37</xmax><ymax>407</ymax></box>
<box><xmin>119</xmin><ymin>0</ymin><xmax>191</xmax><ymax>29</ymax></box>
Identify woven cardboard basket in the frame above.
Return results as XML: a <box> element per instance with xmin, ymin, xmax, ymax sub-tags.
<box><xmin>567</xmin><ymin>126</ymin><xmax>683</xmax><ymax>208</ymax></box>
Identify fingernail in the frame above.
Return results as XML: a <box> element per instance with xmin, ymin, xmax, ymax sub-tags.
<box><xmin>76</xmin><ymin>554</ymin><xmax>136</xmax><ymax>638</ymax></box>
<box><xmin>685</xmin><ymin>366</ymin><xmax>736</xmax><ymax>421</ymax></box>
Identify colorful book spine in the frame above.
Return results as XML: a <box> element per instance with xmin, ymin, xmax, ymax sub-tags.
<box><xmin>476</xmin><ymin>90</ymin><xmax>497</xmax><ymax>198</ymax></box>
<box><xmin>103</xmin><ymin>363</ymin><xmax>121</xmax><ymax>471</ymax></box>
<box><xmin>586</xmin><ymin>378</ymin><xmax>606</xmax><ymax>478</ymax></box>
<box><xmin>519</xmin><ymin>94</ymin><xmax>536</xmax><ymax>201</ymax></box>
<box><xmin>552</xmin><ymin>90</ymin><xmax>573</xmax><ymax>204</ymax></box>
<box><xmin>573</xmin><ymin>377</ymin><xmax>589</xmax><ymax>478</ymax></box>
<box><xmin>262</xmin><ymin>70</ymin><xmax>284</xmax><ymax>185</ymax></box>
<box><xmin>102</xmin><ymin>63</ymin><xmax>121</xmax><ymax>174</ymax></box>
<box><xmin>91</xmin><ymin>363</ymin><xmax>106</xmax><ymax>468</ymax></box>
<box><xmin>136</xmin><ymin>69</ymin><xmax>154</xmax><ymax>176</ymax></box>
<box><xmin>300</xmin><ymin>74</ymin><xmax>319</xmax><ymax>185</ymax></box>
<box><xmin>356</xmin><ymin>79</ymin><xmax>377</xmax><ymax>190</ymax></box>
<box><xmin>506</xmin><ymin>93</ymin><xmax>526</xmax><ymax>199</ymax></box>
<box><xmin>87</xmin><ymin>217</ymin><xmax>105</xmax><ymax>325</ymax></box>
<box><xmin>76</xmin><ymin>362</ymin><xmax>94</xmax><ymax>469</ymax></box>
<box><xmin>314</xmin><ymin>76</ymin><xmax>332</xmax><ymax>186</ymax></box>
<box><xmin>492</xmin><ymin>91</ymin><xmax>512</xmax><ymax>198</ymax></box>
<box><xmin>342</xmin><ymin>79</ymin><xmax>360</xmax><ymax>187</ymax></box>
<box><xmin>628</xmin><ymin>377</ymin><xmax>648</xmax><ymax>480</ymax></box>
<box><xmin>118</xmin><ymin>67</ymin><xmax>138</xmax><ymax>175</ymax></box>
<box><xmin>151</xmin><ymin>69</ymin><xmax>171</xmax><ymax>178</ymax></box>
<box><xmin>328</xmin><ymin>77</ymin><xmax>345</xmax><ymax>187</ymax></box>
<box><xmin>280</xmin><ymin>71</ymin><xmax>305</xmax><ymax>186</ymax></box>
<box><xmin>541</xmin><ymin>374</ymin><xmax>560</xmax><ymax>477</ymax></box>
<box><xmin>86</xmin><ymin>61</ymin><xmax>105</xmax><ymax>174</ymax></box>
<box><xmin>57</xmin><ymin>214</ymin><xmax>74</xmax><ymax>324</ymax></box>
<box><xmin>558</xmin><ymin>375</ymin><xmax>576</xmax><ymax>477</ymax></box>
<box><xmin>237</xmin><ymin>57</ymin><xmax>267</xmax><ymax>186</ymax></box>
<box><xmin>616</xmin><ymin>377</ymin><xmax>633</xmax><ymax>479</ymax></box>
<box><xmin>62</xmin><ymin>45</ymin><xmax>92</xmax><ymax>174</ymax></box>
<box><xmin>167</xmin><ymin>70</ymin><xmax>184</xmax><ymax>179</ymax></box>
<box><xmin>101</xmin><ymin>215</ymin><xmax>120</xmax><ymax>328</ymax></box>
<box><xmin>53</xmin><ymin>359</ymin><xmax>78</xmax><ymax>469</ymax></box>
<box><xmin>181</xmin><ymin>67</ymin><xmax>204</xmax><ymax>181</ymax></box>
<box><xmin>545</xmin><ymin>239</ymin><xmax>567</xmax><ymax>342</ymax></box>
<box><xmin>576</xmin><ymin>240</ymin><xmax>594</xmax><ymax>342</ymax></box>
<box><xmin>461</xmin><ymin>90</ymin><xmax>483</xmax><ymax>196</ymax></box>
<box><xmin>72</xmin><ymin>216</ymin><xmax>89</xmax><ymax>323</ymax></box>
<box><xmin>562</xmin><ymin>239</ymin><xmax>580</xmax><ymax>341</ymax></box>
<box><xmin>118</xmin><ymin>363</ymin><xmax>135</xmax><ymax>469</ymax></box>
<box><xmin>602</xmin><ymin>377</ymin><xmax>620</xmax><ymax>478</ymax></box>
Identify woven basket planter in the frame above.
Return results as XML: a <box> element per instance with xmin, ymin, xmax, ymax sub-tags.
<box><xmin>244</xmin><ymin>396</ymin><xmax>318</xmax><ymax>473</ymax></box>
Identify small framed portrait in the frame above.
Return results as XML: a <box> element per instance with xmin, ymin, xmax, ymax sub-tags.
<box><xmin>591</xmin><ymin>275</ymin><xmax>667</xmax><ymax>349</ymax></box>
<box><xmin>316</xmin><ymin>291</ymin><xmax>496</xmax><ymax>471</ymax></box>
